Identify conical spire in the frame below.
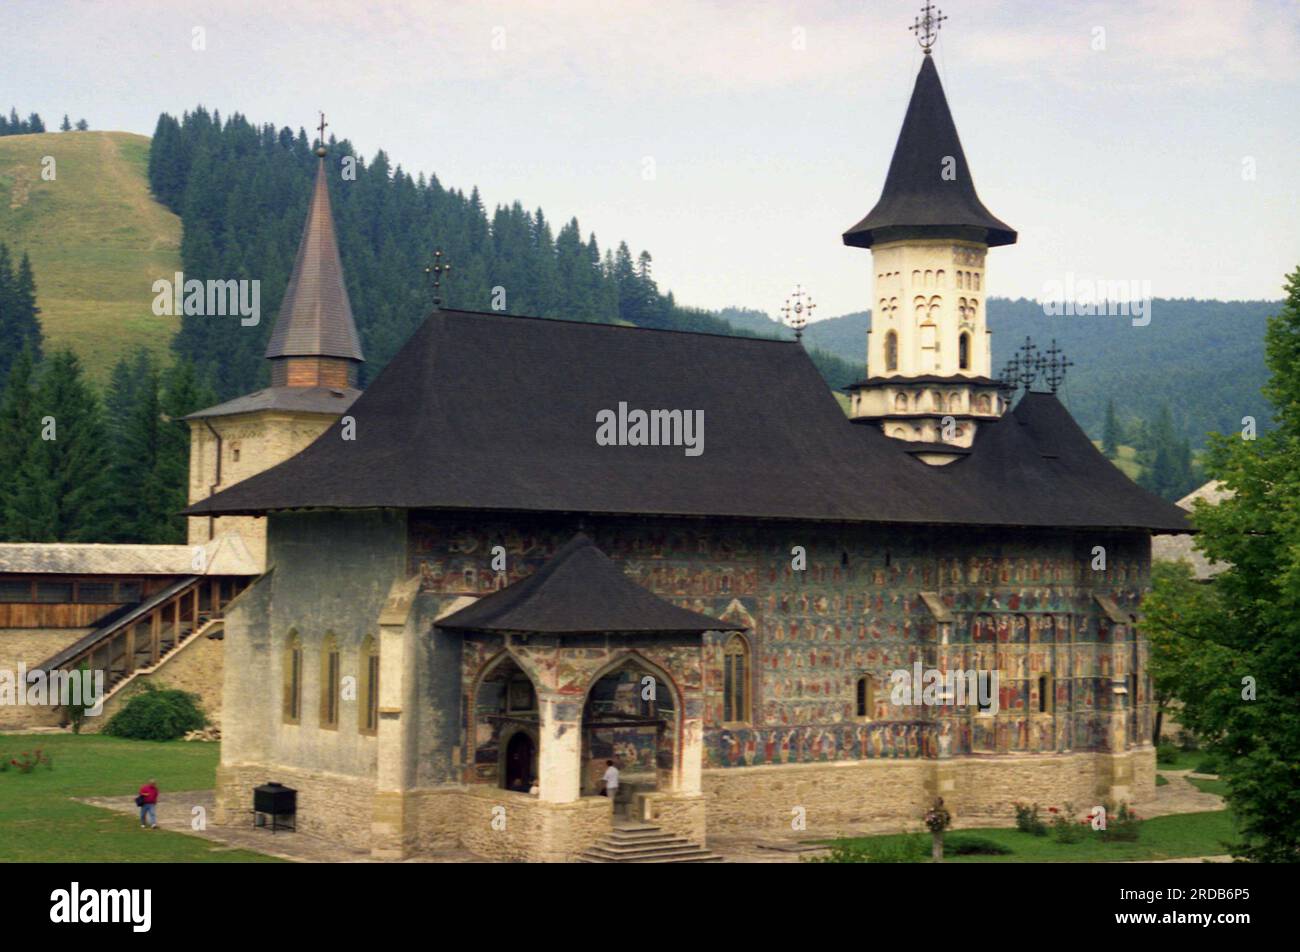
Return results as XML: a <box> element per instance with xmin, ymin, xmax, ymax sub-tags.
<box><xmin>265</xmin><ymin>157</ymin><xmax>365</xmax><ymax>365</ymax></box>
<box><xmin>843</xmin><ymin>55</ymin><xmax>1015</xmax><ymax>249</ymax></box>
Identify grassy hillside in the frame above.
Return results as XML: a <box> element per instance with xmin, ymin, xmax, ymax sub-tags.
<box><xmin>0</xmin><ymin>131</ymin><xmax>179</xmax><ymax>383</ymax></box>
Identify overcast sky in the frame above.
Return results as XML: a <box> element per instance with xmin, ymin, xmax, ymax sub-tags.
<box><xmin>6</xmin><ymin>0</ymin><xmax>1298</xmax><ymax>319</ymax></box>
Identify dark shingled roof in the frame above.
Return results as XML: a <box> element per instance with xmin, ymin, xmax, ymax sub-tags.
<box><xmin>843</xmin><ymin>55</ymin><xmax>1016</xmax><ymax>249</ymax></box>
<box><xmin>186</xmin><ymin>385</ymin><xmax>360</xmax><ymax>420</ymax></box>
<box><xmin>183</xmin><ymin>308</ymin><xmax>1190</xmax><ymax>533</ymax></box>
<box><xmin>437</xmin><ymin>533</ymin><xmax>747</xmax><ymax>634</ymax></box>
<box><xmin>264</xmin><ymin>158</ymin><xmax>365</xmax><ymax>362</ymax></box>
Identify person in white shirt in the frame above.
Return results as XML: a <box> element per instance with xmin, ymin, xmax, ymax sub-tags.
<box><xmin>601</xmin><ymin>760</ymin><xmax>620</xmax><ymax>799</ymax></box>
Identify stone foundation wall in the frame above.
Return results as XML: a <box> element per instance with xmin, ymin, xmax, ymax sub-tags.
<box><xmin>704</xmin><ymin>757</ymin><xmax>933</xmax><ymax>836</ymax></box>
<box><xmin>639</xmin><ymin>791</ymin><xmax>708</xmax><ymax>843</ymax></box>
<box><xmin>215</xmin><ymin>762</ymin><xmax>376</xmax><ymax>848</ymax></box>
<box><xmin>704</xmin><ymin>748</ymin><xmax>1156</xmax><ymax>837</ymax></box>
<box><xmin>0</xmin><ymin>627</ymin><xmax>91</xmax><ymax>729</ymax></box>
<box><xmin>419</xmin><ymin>787</ymin><xmax>611</xmax><ymax>862</ymax></box>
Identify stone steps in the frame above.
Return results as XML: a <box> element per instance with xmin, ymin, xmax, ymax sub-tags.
<box><xmin>577</xmin><ymin>824</ymin><xmax>722</xmax><ymax>863</ymax></box>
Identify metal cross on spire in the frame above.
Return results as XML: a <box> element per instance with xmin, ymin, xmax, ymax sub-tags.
<box><xmin>782</xmin><ymin>284</ymin><xmax>815</xmax><ymax>342</ymax></box>
<box><xmin>909</xmin><ymin>1</ymin><xmax>948</xmax><ymax>54</ymax></box>
<box><xmin>424</xmin><ymin>249</ymin><xmax>452</xmax><ymax>310</ymax></box>
<box><xmin>315</xmin><ymin>111</ymin><xmax>328</xmax><ymax>157</ymax></box>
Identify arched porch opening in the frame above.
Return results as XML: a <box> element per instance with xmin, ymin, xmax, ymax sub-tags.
<box><xmin>579</xmin><ymin>654</ymin><xmax>682</xmax><ymax>811</ymax></box>
<box><xmin>470</xmin><ymin>651</ymin><xmax>540</xmax><ymax>791</ymax></box>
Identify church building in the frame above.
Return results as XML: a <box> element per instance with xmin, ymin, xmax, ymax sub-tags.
<box><xmin>179</xmin><ymin>34</ymin><xmax>1190</xmax><ymax>862</ymax></box>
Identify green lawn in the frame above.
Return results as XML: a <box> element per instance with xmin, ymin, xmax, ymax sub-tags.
<box><xmin>821</xmin><ymin>810</ymin><xmax>1238</xmax><ymax>862</ymax></box>
<box><xmin>1188</xmin><ymin>776</ymin><xmax>1230</xmax><ymax>797</ymax></box>
<box><xmin>0</xmin><ymin>734</ymin><xmax>281</xmax><ymax>862</ymax></box>
<box><xmin>1156</xmin><ymin>748</ymin><xmax>1213</xmax><ymax>772</ymax></box>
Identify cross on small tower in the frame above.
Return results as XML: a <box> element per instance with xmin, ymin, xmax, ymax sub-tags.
<box><xmin>315</xmin><ymin>112</ymin><xmax>329</xmax><ymax>157</ymax></box>
<box><xmin>783</xmin><ymin>284</ymin><xmax>815</xmax><ymax>342</ymax></box>
<box><xmin>423</xmin><ymin>250</ymin><xmax>452</xmax><ymax>310</ymax></box>
<box><xmin>909</xmin><ymin>1</ymin><xmax>948</xmax><ymax>54</ymax></box>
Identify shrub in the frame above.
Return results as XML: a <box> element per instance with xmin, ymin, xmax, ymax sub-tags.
<box><xmin>1193</xmin><ymin>754</ymin><xmax>1222</xmax><ymax>775</ymax></box>
<box><xmin>103</xmin><ymin>684</ymin><xmax>206</xmax><ymax>741</ymax></box>
<box><xmin>1103</xmin><ymin>802</ymin><xmax>1141</xmax><ymax>843</ymax></box>
<box><xmin>64</xmin><ymin>662</ymin><xmax>96</xmax><ymax>734</ymax></box>
<box><xmin>1050</xmin><ymin>803</ymin><xmax>1086</xmax><ymax>844</ymax></box>
<box><xmin>1014</xmin><ymin>802</ymin><xmax>1048</xmax><ymax>836</ymax></box>
<box><xmin>8</xmin><ymin>749</ymin><xmax>52</xmax><ymax>773</ymax></box>
<box><xmin>945</xmin><ymin>835</ymin><xmax>1012</xmax><ymax>856</ymax></box>
<box><xmin>1156</xmin><ymin>743</ymin><xmax>1180</xmax><ymax>766</ymax></box>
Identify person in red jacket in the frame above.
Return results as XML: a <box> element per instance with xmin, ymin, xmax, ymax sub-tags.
<box><xmin>137</xmin><ymin>779</ymin><xmax>159</xmax><ymax>829</ymax></box>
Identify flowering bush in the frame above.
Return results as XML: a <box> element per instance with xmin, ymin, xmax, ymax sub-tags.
<box><xmin>8</xmin><ymin>749</ymin><xmax>52</xmax><ymax>774</ymax></box>
<box><xmin>1050</xmin><ymin>802</ymin><xmax>1085</xmax><ymax>843</ymax></box>
<box><xmin>924</xmin><ymin>797</ymin><xmax>952</xmax><ymax>833</ymax></box>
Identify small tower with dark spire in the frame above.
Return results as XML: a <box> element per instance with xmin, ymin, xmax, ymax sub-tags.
<box><xmin>844</xmin><ymin>6</ymin><xmax>1015</xmax><ymax>460</ymax></box>
<box><xmin>265</xmin><ymin>114</ymin><xmax>365</xmax><ymax>388</ymax></box>
<box><xmin>184</xmin><ymin>115</ymin><xmax>363</xmax><ymax>559</ymax></box>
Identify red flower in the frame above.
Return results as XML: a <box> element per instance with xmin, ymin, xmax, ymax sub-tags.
<box><xmin>1048</xmin><ymin>807</ymin><xmax>1059</xmax><ymax>813</ymax></box>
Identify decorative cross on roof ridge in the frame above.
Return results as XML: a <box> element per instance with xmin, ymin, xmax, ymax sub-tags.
<box><xmin>1042</xmin><ymin>339</ymin><xmax>1074</xmax><ymax>394</ymax></box>
<box><xmin>424</xmin><ymin>250</ymin><xmax>452</xmax><ymax>310</ymax></box>
<box><xmin>909</xmin><ymin>1</ymin><xmax>947</xmax><ymax>54</ymax></box>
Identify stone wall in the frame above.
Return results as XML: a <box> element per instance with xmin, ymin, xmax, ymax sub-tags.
<box><xmin>702</xmin><ymin>748</ymin><xmax>1157</xmax><ymax>836</ymax></box>
<box><xmin>215</xmin><ymin>761</ymin><xmax>376</xmax><ymax>846</ymax></box>
<box><xmin>703</xmin><ymin>758</ymin><xmax>933</xmax><ymax>835</ymax></box>
<box><xmin>639</xmin><ymin>791</ymin><xmax>708</xmax><ymax>843</ymax></box>
<box><xmin>0</xmin><ymin>627</ymin><xmax>90</xmax><ymax>729</ymax></box>
<box><xmin>421</xmin><ymin>787</ymin><xmax>612</xmax><ymax>862</ymax></box>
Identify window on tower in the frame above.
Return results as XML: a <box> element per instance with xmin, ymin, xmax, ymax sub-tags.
<box><xmin>959</xmin><ymin>332</ymin><xmax>971</xmax><ymax>370</ymax></box>
<box><xmin>885</xmin><ymin>331</ymin><xmax>899</xmax><ymax>372</ymax></box>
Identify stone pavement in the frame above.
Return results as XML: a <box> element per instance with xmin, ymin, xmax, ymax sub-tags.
<box><xmin>77</xmin><ymin>791</ymin><xmax>481</xmax><ymax>863</ymax></box>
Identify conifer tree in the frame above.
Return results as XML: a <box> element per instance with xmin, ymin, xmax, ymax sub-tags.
<box><xmin>4</xmin><ymin>351</ymin><xmax>110</xmax><ymax>541</ymax></box>
<box><xmin>1102</xmin><ymin>398</ymin><xmax>1120</xmax><ymax>457</ymax></box>
<box><xmin>60</xmin><ymin>114</ymin><xmax>72</xmax><ymax>132</ymax></box>
<box><xmin>0</xmin><ymin>348</ymin><xmax>38</xmax><ymax>539</ymax></box>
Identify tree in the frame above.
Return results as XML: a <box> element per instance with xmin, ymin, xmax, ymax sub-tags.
<box><xmin>60</xmin><ymin>114</ymin><xmax>72</xmax><ymax>132</ymax></box>
<box><xmin>75</xmin><ymin>118</ymin><xmax>88</xmax><ymax>132</ymax></box>
<box><xmin>1102</xmin><ymin>399</ymin><xmax>1120</xmax><ymax>457</ymax></box>
<box><xmin>4</xmin><ymin>351</ymin><xmax>111</xmax><ymax>541</ymax></box>
<box><xmin>1145</xmin><ymin>265</ymin><xmax>1300</xmax><ymax>861</ymax></box>
<box><xmin>0</xmin><ymin>348</ymin><xmax>38</xmax><ymax>538</ymax></box>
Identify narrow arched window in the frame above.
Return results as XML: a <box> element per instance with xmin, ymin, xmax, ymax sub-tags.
<box><xmin>959</xmin><ymin>332</ymin><xmax>971</xmax><ymax>370</ymax></box>
<box><xmin>320</xmin><ymin>634</ymin><xmax>340</xmax><ymax>729</ymax></box>
<box><xmin>359</xmin><ymin>634</ymin><xmax>379</xmax><ymax>735</ymax></box>
<box><xmin>884</xmin><ymin>331</ymin><xmax>898</xmax><ymax>372</ymax></box>
<box><xmin>283</xmin><ymin>631</ymin><xmax>302</xmax><ymax>724</ymax></box>
<box><xmin>1039</xmin><ymin>674</ymin><xmax>1053</xmax><ymax>713</ymax></box>
<box><xmin>723</xmin><ymin>634</ymin><xmax>750</xmax><ymax>724</ymax></box>
<box><xmin>856</xmin><ymin>676</ymin><xmax>874</xmax><ymax>718</ymax></box>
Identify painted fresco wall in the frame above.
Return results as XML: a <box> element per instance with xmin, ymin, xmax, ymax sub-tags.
<box><xmin>408</xmin><ymin>514</ymin><xmax>1153</xmax><ymax>773</ymax></box>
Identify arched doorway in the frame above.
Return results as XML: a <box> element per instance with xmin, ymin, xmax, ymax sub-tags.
<box><xmin>504</xmin><ymin>731</ymin><xmax>536</xmax><ymax>792</ymax></box>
